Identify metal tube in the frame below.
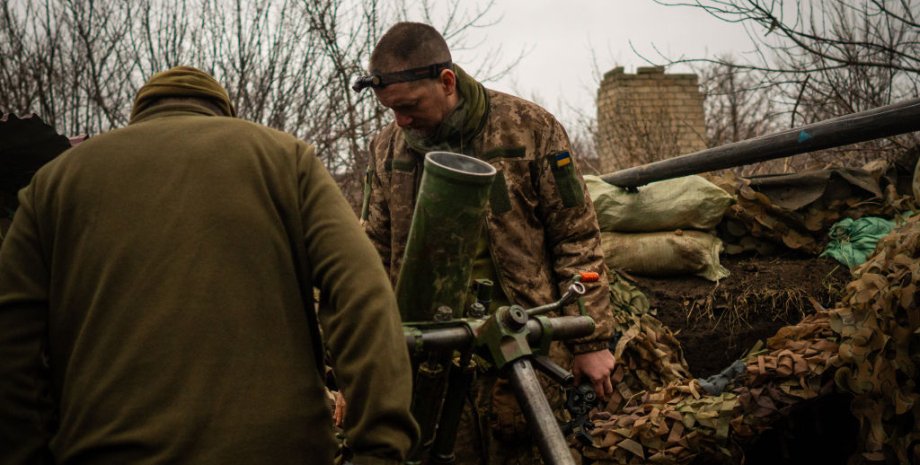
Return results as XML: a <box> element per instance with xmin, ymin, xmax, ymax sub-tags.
<box><xmin>531</xmin><ymin>316</ymin><xmax>595</xmax><ymax>343</ymax></box>
<box><xmin>405</xmin><ymin>325</ymin><xmax>474</xmax><ymax>353</ymax></box>
<box><xmin>395</xmin><ymin>151</ymin><xmax>496</xmax><ymax>322</ymax></box>
<box><xmin>408</xmin><ymin>354</ymin><xmax>451</xmax><ymax>461</ymax></box>
<box><xmin>524</xmin><ymin>301</ymin><xmax>560</xmax><ymax>316</ymax></box>
<box><xmin>601</xmin><ymin>97</ymin><xmax>920</xmax><ymax>188</ymax></box>
<box><xmin>429</xmin><ymin>357</ymin><xmax>475</xmax><ymax>464</ymax></box>
<box><xmin>530</xmin><ymin>354</ymin><xmax>575</xmax><ymax>386</ymax></box>
<box><xmin>404</xmin><ymin>316</ymin><xmax>595</xmax><ymax>352</ymax></box>
<box><xmin>506</xmin><ymin>359</ymin><xmax>576</xmax><ymax>465</ymax></box>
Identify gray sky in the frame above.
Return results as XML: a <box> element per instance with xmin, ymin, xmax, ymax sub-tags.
<box><xmin>444</xmin><ymin>1</ymin><xmax>758</xmax><ymax>119</ymax></box>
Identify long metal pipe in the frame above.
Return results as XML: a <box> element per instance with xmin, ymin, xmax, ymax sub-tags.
<box><xmin>600</xmin><ymin>98</ymin><xmax>920</xmax><ymax>188</ymax></box>
<box><xmin>507</xmin><ymin>359</ymin><xmax>576</xmax><ymax>465</ymax></box>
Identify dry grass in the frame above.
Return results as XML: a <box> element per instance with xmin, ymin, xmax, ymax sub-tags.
<box><xmin>683</xmin><ymin>262</ymin><xmax>848</xmax><ymax>346</ymax></box>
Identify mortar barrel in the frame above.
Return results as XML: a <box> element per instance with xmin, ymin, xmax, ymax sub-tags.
<box><xmin>395</xmin><ymin>151</ymin><xmax>497</xmax><ymax>322</ymax></box>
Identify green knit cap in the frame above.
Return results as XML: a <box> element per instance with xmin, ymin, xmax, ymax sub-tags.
<box><xmin>130</xmin><ymin>66</ymin><xmax>236</xmax><ymax>121</ymax></box>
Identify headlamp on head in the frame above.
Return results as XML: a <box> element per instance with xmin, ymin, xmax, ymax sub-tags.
<box><xmin>352</xmin><ymin>61</ymin><xmax>452</xmax><ymax>92</ymax></box>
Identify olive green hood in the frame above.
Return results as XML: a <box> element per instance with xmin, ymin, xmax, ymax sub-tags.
<box><xmin>130</xmin><ymin>66</ymin><xmax>236</xmax><ymax>122</ymax></box>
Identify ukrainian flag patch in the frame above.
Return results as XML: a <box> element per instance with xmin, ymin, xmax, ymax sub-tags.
<box><xmin>554</xmin><ymin>151</ymin><xmax>572</xmax><ymax>169</ymax></box>
<box><xmin>547</xmin><ymin>151</ymin><xmax>584</xmax><ymax>208</ymax></box>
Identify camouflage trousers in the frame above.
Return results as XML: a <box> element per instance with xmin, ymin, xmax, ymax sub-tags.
<box><xmin>452</xmin><ymin>342</ymin><xmax>580</xmax><ymax>465</ymax></box>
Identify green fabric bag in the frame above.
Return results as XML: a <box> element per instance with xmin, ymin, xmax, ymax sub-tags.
<box><xmin>584</xmin><ymin>175</ymin><xmax>734</xmax><ymax>233</ymax></box>
<box><xmin>820</xmin><ymin>216</ymin><xmax>897</xmax><ymax>268</ymax></box>
<box><xmin>601</xmin><ymin>230</ymin><xmax>731</xmax><ymax>282</ymax></box>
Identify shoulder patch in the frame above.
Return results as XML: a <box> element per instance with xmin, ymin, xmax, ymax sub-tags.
<box><xmin>551</xmin><ymin>151</ymin><xmax>572</xmax><ymax>170</ymax></box>
<box><xmin>546</xmin><ymin>151</ymin><xmax>585</xmax><ymax>208</ymax></box>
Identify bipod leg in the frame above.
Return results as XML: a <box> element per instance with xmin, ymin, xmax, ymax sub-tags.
<box><xmin>409</xmin><ymin>351</ymin><xmax>452</xmax><ymax>462</ymax></box>
<box><xmin>531</xmin><ymin>354</ymin><xmax>574</xmax><ymax>386</ymax></box>
<box><xmin>428</xmin><ymin>352</ymin><xmax>475</xmax><ymax>464</ymax></box>
<box><xmin>506</xmin><ymin>358</ymin><xmax>576</xmax><ymax>465</ymax></box>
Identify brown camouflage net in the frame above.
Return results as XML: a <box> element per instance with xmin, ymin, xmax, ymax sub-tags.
<box><xmin>580</xmin><ymin>215</ymin><xmax>920</xmax><ymax>464</ymax></box>
<box><xmin>604</xmin><ymin>271</ymin><xmax>691</xmax><ymax>413</ymax></box>
<box><xmin>732</xmin><ymin>312</ymin><xmax>839</xmax><ymax>441</ymax></box>
<box><xmin>707</xmin><ymin>169</ymin><xmax>914</xmax><ymax>256</ymax></box>
<box><xmin>584</xmin><ymin>379</ymin><xmax>733</xmax><ymax>464</ymax></box>
<box><xmin>571</xmin><ymin>273</ymin><xmax>695</xmax><ymax>463</ymax></box>
<box><xmin>582</xmin><ymin>311</ymin><xmax>839</xmax><ymax>464</ymax></box>
<box><xmin>713</xmin><ymin>173</ymin><xmax>826</xmax><ymax>255</ymax></box>
<box><xmin>825</xmin><ymin>213</ymin><xmax>920</xmax><ymax>463</ymax></box>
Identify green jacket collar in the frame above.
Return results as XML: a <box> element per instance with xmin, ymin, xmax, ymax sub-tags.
<box><xmin>129</xmin><ymin>101</ymin><xmax>223</xmax><ymax>125</ymax></box>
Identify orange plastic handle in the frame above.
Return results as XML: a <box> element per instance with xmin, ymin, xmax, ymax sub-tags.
<box><xmin>579</xmin><ymin>271</ymin><xmax>600</xmax><ymax>283</ymax></box>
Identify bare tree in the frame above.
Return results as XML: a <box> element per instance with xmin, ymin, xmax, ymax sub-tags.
<box><xmin>1</xmin><ymin>1</ymin><xmax>136</xmax><ymax>134</ymax></box>
<box><xmin>648</xmin><ymin>0</ymin><xmax>920</xmax><ymax>168</ymax></box>
<box><xmin>565</xmin><ymin>108</ymin><xmax>603</xmax><ymax>175</ymax></box>
<box><xmin>699</xmin><ymin>59</ymin><xmax>781</xmax><ymax>147</ymax></box>
<box><xmin>602</xmin><ymin>94</ymin><xmax>685</xmax><ymax>171</ymax></box>
<box><xmin>392</xmin><ymin>0</ymin><xmax>525</xmax><ymax>82</ymax></box>
<box><xmin>696</xmin><ymin>58</ymin><xmax>793</xmax><ymax>174</ymax></box>
<box><xmin>0</xmin><ymin>0</ymin><xmax>519</xmax><ymax>209</ymax></box>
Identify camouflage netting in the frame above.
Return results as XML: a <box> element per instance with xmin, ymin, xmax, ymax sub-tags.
<box><xmin>604</xmin><ymin>271</ymin><xmax>691</xmax><ymax>414</ymax></box>
<box><xmin>706</xmin><ymin>166</ymin><xmax>915</xmax><ymax>256</ymax></box>
<box><xmin>580</xmin><ymin>216</ymin><xmax>920</xmax><ymax>465</ymax></box>
<box><xmin>583</xmin><ymin>378</ymin><xmax>735</xmax><ymax>464</ymax></box>
<box><xmin>581</xmin><ymin>310</ymin><xmax>839</xmax><ymax>464</ymax></box>
<box><xmin>826</xmin><ymin>213</ymin><xmax>920</xmax><ymax>463</ymax></box>
<box><xmin>732</xmin><ymin>313</ymin><xmax>839</xmax><ymax>440</ymax></box>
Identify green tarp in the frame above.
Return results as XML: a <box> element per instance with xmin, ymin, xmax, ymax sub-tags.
<box><xmin>821</xmin><ymin>216</ymin><xmax>897</xmax><ymax>268</ymax></box>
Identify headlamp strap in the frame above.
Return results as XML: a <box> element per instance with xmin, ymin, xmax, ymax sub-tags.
<box><xmin>352</xmin><ymin>61</ymin><xmax>452</xmax><ymax>92</ymax></box>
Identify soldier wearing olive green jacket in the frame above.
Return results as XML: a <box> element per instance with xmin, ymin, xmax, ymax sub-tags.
<box><xmin>359</xmin><ymin>23</ymin><xmax>616</xmax><ymax>464</ymax></box>
<box><xmin>0</xmin><ymin>66</ymin><xmax>418</xmax><ymax>465</ymax></box>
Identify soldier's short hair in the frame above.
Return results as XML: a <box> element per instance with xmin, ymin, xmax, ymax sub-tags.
<box><xmin>369</xmin><ymin>22</ymin><xmax>451</xmax><ymax>73</ymax></box>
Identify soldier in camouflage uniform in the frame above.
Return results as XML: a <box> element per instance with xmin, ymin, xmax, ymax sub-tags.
<box><xmin>356</xmin><ymin>22</ymin><xmax>617</xmax><ymax>465</ymax></box>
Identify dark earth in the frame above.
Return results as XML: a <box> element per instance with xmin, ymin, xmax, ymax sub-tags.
<box><xmin>627</xmin><ymin>253</ymin><xmax>859</xmax><ymax>465</ymax></box>
<box><xmin>630</xmin><ymin>253</ymin><xmax>851</xmax><ymax>378</ymax></box>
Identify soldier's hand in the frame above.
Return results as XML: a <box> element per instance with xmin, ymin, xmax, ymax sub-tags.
<box><xmin>572</xmin><ymin>349</ymin><xmax>616</xmax><ymax>400</ymax></box>
<box><xmin>334</xmin><ymin>390</ymin><xmax>347</xmax><ymax>427</ymax></box>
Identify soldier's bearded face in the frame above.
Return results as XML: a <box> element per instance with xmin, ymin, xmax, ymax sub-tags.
<box><xmin>374</xmin><ymin>79</ymin><xmax>454</xmax><ymax>136</ymax></box>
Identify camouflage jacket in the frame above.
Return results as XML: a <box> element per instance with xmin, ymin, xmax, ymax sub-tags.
<box><xmin>364</xmin><ymin>89</ymin><xmax>614</xmax><ymax>353</ymax></box>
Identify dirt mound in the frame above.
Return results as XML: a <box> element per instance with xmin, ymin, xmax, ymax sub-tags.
<box><xmin>628</xmin><ymin>254</ymin><xmax>851</xmax><ymax>378</ymax></box>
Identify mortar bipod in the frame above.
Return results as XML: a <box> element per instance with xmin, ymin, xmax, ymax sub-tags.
<box><xmin>403</xmin><ymin>274</ymin><xmax>600</xmax><ymax>465</ymax></box>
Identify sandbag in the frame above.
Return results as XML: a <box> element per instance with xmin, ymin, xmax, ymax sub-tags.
<box><xmin>584</xmin><ymin>175</ymin><xmax>734</xmax><ymax>233</ymax></box>
<box><xmin>601</xmin><ymin>230</ymin><xmax>730</xmax><ymax>282</ymax></box>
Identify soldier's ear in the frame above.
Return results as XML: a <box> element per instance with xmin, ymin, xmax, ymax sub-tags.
<box><xmin>439</xmin><ymin>69</ymin><xmax>457</xmax><ymax>97</ymax></box>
